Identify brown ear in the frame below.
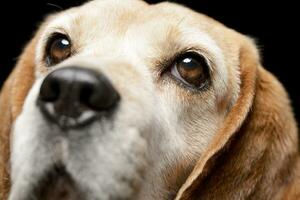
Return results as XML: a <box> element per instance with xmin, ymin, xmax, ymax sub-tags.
<box><xmin>175</xmin><ymin>39</ymin><xmax>299</xmax><ymax>199</ymax></box>
<box><xmin>0</xmin><ymin>37</ymin><xmax>37</xmax><ymax>199</ymax></box>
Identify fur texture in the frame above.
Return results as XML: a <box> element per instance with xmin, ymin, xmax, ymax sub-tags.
<box><xmin>0</xmin><ymin>0</ymin><xmax>299</xmax><ymax>199</ymax></box>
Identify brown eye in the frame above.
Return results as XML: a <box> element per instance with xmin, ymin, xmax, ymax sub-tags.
<box><xmin>170</xmin><ymin>53</ymin><xmax>210</xmax><ymax>89</ymax></box>
<box><xmin>46</xmin><ymin>34</ymin><xmax>71</xmax><ymax>65</ymax></box>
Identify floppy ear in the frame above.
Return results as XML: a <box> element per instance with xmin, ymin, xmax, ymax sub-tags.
<box><xmin>0</xmin><ymin>37</ymin><xmax>37</xmax><ymax>200</ymax></box>
<box><xmin>175</xmin><ymin>38</ymin><xmax>299</xmax><ymax>199</ymax></box>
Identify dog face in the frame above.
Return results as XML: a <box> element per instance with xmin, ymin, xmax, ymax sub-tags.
<box><xmin>1</xmin><ymin>0</ymin><xmax>298</xmax><ymax>200</ymax></box>
<box><xmin>9</xmin><ymin>1</ymin><xmax>237</xmax><ymax>199</ymax></box>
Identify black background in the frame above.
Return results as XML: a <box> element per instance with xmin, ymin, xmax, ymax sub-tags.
<box><xmin>0</xmin><ymin>0</ymin><xmax>299</xmax><ymax>124</ymax></box>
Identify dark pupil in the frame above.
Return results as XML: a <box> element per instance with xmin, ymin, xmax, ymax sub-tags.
<box><xmin>182</xmin><ymin>57</ymin><xmax>198</xmax><ymax>69</ymax></box>
<box><xmin>56</xmin><ymin>39</ymin><xmax>69</xmax><ymax>50</ymax></box>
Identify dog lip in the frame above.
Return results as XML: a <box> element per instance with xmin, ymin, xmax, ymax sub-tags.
<box><xmin>29</xmin><ymin>164</ymin><xmax>85</xmax><ymax>200</ymax></box>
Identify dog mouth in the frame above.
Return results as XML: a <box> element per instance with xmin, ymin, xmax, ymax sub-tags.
<box><xmin>29</xmin><ymin>165</ymin><xmax>85</xmax><ymax>200</ymax></box>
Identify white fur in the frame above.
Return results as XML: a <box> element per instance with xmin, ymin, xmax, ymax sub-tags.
<box><xmin>9</xmin><ymin>0</ymin><xmax>241</xmax><ymax>199</ymax></box>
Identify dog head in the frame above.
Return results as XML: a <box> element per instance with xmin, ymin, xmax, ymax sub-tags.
<box><xmin>0</xmin><ymin>0</ymin><xmax>299</xmax><ymax>199</ymax></box>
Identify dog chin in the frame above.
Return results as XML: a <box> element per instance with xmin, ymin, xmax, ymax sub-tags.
<box><xmin>13</xmin><ymin>162</ymin><xmax>144</xmax><ymax>200</ymax></box>
<box><xmin>10</xmin><ymin>112</ymin><xmax>151</xmax><ymax>200</ymax></box>
<box><xmin>29</xmin><ymin>165</ymin><xmax>85</xmax><ymax>200</ymax></box>
<box><xmin>26</xmin><ymin>162</ymin><xmax>144</xmax><ymax>200</ymax></box>
<box><xmin>9</xmin><ymin>126</ymin><xmax>149</xmax><ymax>200</ymax></box>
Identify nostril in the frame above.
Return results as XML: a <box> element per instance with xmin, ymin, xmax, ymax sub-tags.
<box><xmin>80</xmin><ymin>77</ymin><xmax>120</xmax><ymax>112</ymax></box>
<box><xmin>80</xmin><ymin>83</ymin><xmax>120</xmax><ymax>111</ymax></box>
<box><xmin>80</xmin><ymin>83</ymin><xmax>95</xmax><ymax>109</ymax></box>
<box><xmin>38</xmin><ymin>67</ymin><xmax>120</xmax><ymax>129</ymax></box>
<box><xmin>88</xmin><ymin>87</ymin><xmax>120</xmax><ymax>111</ymax></box>
<box><xmin>39</xmin><ymin>77</ymin><xmax>60</xmax><ymax>102</ymax></box>
<box><xmin>77</xmin><ymin>73</ymin><xmax>120</xmax><ymax>112</ymax></box>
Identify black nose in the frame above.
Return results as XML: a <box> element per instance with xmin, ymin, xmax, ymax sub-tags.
<box><xmin>38</xmin><ymin>67</ymin><xmax>120</xmax><ymax>129</ymax></box>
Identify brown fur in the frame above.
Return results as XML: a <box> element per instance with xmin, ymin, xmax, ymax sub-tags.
<box><xmin>0</xmin><ymin>37</ymin><xmax>36</xmax><ymax>199</ymax></box>
<box><xmin>0</xmin><ymin>2</ymin><xmax>299</xmax><ymax>200</ymax></box>
<box><xmin>175</xmin><ymin>39</ymin><xmax>300</xmax><ymax>200</ymax></box>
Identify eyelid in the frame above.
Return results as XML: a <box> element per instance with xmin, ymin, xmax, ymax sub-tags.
<box><xmin>157</xmin><ymin>48</ymin><xmax>214</xmax><ymax>77</ymax></box>
<box><xmin>181</xmin><ymin>49</ymin><xmax>214</xmax><ymax>73</ymax></box>
<box><xmin>157</xmin><ymin>48</ymin><xmax>212</xmax><ymax>91</ymax></box>
<box><xmin>46</xmin><ymin>33</ymin><xmax>71</xmax><ymax>52</ymax></box>
<box><xmin>44</xmin><ymin>32</ymin><xmax>72</xmax><ymax>66</ymax></box>
<box><xmin>159</xmin><ymin>48</ymin><xmax>213</xmax><ymax>75</ymax></box>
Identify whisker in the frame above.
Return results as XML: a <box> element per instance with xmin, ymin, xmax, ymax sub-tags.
<box><xmin>46</xmin><ymin>3</ymin><xmax>63</xmax><ymax>10</ymax></box>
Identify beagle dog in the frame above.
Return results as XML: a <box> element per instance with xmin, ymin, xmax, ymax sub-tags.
<box><xmin>0</xmin><ymin>0</ymin><xmax>299</xmax><ymax>199</ymax></box>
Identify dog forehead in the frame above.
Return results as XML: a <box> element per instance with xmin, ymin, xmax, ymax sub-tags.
<box><xmin>40</xmin><ymin>0</ymin><xmax>232</xmax><ymax>66</ymax></box>
<box><xmin>45</xmin><ymin>0</ymin><xmax>225</xmax><ymax>41</ymax></box>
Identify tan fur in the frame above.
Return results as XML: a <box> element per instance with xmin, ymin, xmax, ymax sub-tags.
<box><xmin>175</xmin><ymin>40</ymin><xmax>300</xmax><ymax>200</ymax></box>
<box><xmin>0</xmin><ymin>37</ymin><xmax>36</xmax><ymax>199</ymax></box>
<box><xmin>0</xmin><ymin>0</ymin><xmax>299</xmax><ymax>199</ymax></box>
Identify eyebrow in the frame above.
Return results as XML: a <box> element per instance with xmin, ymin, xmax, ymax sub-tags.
<box><xmin>150</xmin><ymin>29</ymin><xmax>215</xmax><ymax>72</ymax></box>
